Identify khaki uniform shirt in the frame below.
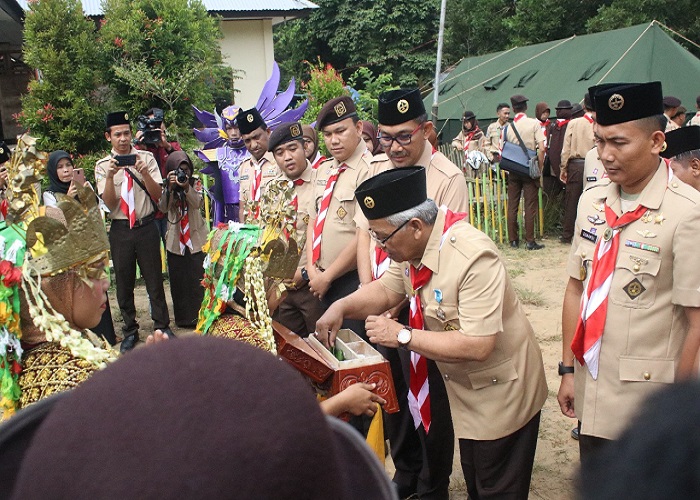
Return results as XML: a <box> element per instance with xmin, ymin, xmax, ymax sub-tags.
<box><xmin>451</xmin><ymin>130</ymin><xmax>488</xmax><ymax>154</ymax></box>
<box><xmin>239</xmin><ymin>151</ymin><xmax>279</xmax><ymax>207</ymax></box>
<box><xmin>561</xmin><ymin>114</ymin><xmax>595</xmax><ymax>171</ymax></box>
<box><xmin>311</xmin><ymin>140</ymin><xmax>371</xmax><ymax>271</ymax></box>
<box><xmin>665</xmin><ymin>114</ymin><xmax>680</xmax><ymax>132</ymax></box>
<box><xmin>583</xmin><ymin>147</ymin><xmax>606</xmax><ymax>189</ymax></box>
<box><xmin>485</xmin><ymin>121</ymin><xmax>506</xmax><ymax>161</ymax></box>
<box><xmin>690</xmin><ymin>111</ymin><xmax>700</xmax><ymax>126</ymax></box>
<box><xmin>279</xmin><ymin>162</ymin><xmax>315</xmax><ymax>268</ymax></box>
<box><xmin>567</xmin><ymin>161</ymin><xmax>700</xmax><ymax>439</ymax></box>
<box><xmin>505</xmin><ymin>114</ymin><xmax>544</xmax><ymax>151</ymax></box>
<box><xmin>158</xmin><ymin>185</ymin><xmax>208</xmax><ymax>254</ymax></box>
<box><xmin>95</xmin><ymin>148</ymin><xmax>162</xmax><ymax>220</ymax></box>
<box><xmin>380</xmin><ymin>209</ymin><xmax>548</xmax><ymax>440</ymax></box>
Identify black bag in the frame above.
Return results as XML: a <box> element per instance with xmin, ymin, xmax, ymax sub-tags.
<box><xmin>500</xmin><ymin>124</ymin><xmax>541</xmax><ymax>178</ymax></box>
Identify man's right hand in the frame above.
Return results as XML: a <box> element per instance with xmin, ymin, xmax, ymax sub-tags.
<box><xmin>560</xmin><ymin>169</ymin><xmax>568</xmax><ymax>183</ymax></box>
<box><xmin>106</xmin><ymin>158</ymin><xmax>121</xmax><ymax>179</ymax></box>
<box><xmin>557</xmin><ymin>374</ymin><xmax>576</xmax><ymax>418</ymax></box>
<box><xmin>315</xmin><ymin>302</ymin><xmax>344</xmax><ymax>348</ymax></box>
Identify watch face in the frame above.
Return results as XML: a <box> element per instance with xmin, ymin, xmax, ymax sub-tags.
<box><xmin>398</xmin><ymin>328</ymin><xmax>411</xmax><ymax>345</ymax></box>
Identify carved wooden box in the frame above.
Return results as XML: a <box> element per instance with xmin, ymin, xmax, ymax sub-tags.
<box><xmin>273</xmin><ymin>321</ymin><xmax>399</xmax><ymax>413</ymax></box>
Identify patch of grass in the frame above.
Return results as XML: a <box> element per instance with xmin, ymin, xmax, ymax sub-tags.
<box><xmin>515</xmin><ymin>285</ymin><xmax>547</xmax><ymax>307</ymax></box>
<box><xmin>508</xmin><ymin>266</ymin><xmax>525</xmax><ymax>279</ymax></box>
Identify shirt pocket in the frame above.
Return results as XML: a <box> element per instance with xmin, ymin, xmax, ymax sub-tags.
<box><xmin>424</xmin><ymin>302</ymin><xmax>460</xmax><ymax>332</ymax></box>
<box><xmin>609</xmin><ymin>250</ymin><xmax>661</xmax><ymax>309</ymax></box>
<box><xmin>446</xmin><ymin>358</ymin><xmax>518</xmax><ymax>390</ymax></box>
<box><xmin>619</xmin><ymin>356</ymin><xmax>675</xmax><ymax>384</ymax></box>
<box><xmin>331</xmin><ymin>188</ymin><xmax>356</xmax><ymax>224</ymax></box>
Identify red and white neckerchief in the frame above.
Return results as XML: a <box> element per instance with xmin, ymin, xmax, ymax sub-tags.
<box><xmin>311</xmin><ymin>153</ymin><xmax>326</xmax><ymax>170</ymax></box>
<box><xmin>120</xmin><ymin>169</ymin><xmax>136</xmax><ymax>228</ymax></box>
<box><xmin>572</xmin><ymin>165</ymin><xmax>672</xmax><ymax>379</ymax></box>
<box><xmin>372</xmin><ymin>247</ymin><xmax>391</xmax><ymax>280</ymax></box>
<box><xmin>249</xmin><ymin>158</ymin><xmax>267</xmax><ymax>219</ymax></box>
<box><xmin>0</xmin><ymin>199</ymin><xmax>7</xmax><ymax>221</ymax></box>
<box><xmin>584</xmin><ymin>113</ymin><xmax>594</xmax><ymax>124</ymax></box>
<box><xmin>179</xmin><ymin>206</ymin><xmax>193</xmax><ymax>255</ymax></box>
<box><xmin>408</xmin><ymin>209</ymin><xmax>467</xmax><ymax>433</ymax></box>
<box><xmin>513</xmin><ymin>113</ymin><xmax>526</xmax><ymax>123</ymax></box>
<box><xmin>556</xmin><ymin>118</ymin><xmax>571</xmax><ymax>128</ymax></box>
<box><xmin>311</xmin><ymin>165</ymin><xmax>347</xmax><ymax>264</ymax></box>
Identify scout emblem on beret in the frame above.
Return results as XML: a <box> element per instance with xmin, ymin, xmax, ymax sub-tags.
<box><xmin>660</xmin><ymin>141</ymin><xmax>667</xmax><ymax>152</ymax></box>
<box><xmin>623</xmin><ymin>278</ymin><xmax>645</xmax><ymax>300</ymax></box>
<box><xmin>364</xmin><ymin>196</ymin><xmax>375</xmax><ymax>209</ymax></box>
<box><xmin>290</xmin><ymin>124</ymin><xmax>301</xmax><ymax>137</ymax></box>
<box><xmin>247</xmin><ymin>114</ymin><xmax>254</xmax><ymax>123</ymax></box>
<box><xmin>334</xmin><ymin>101</ymin><xmax>347</xmax><ymax>117</ymax></box>
<box><xmin>0</xmin><ymin>147</ymin><xmax>4</xmax><ymax>154</ymax></box>
<box><xmin>397</xmin><ymin>99</ymin><xmax>410</xmax><ymax>114</ymax></box>
<box><xmin>124</xmin><ymin>113</ymin><xmax>129</xmax><ymax>120</ymax></box>
<box><xmin>608</xmin><ymin>94</ymin><xmax>624</xmax><ymax>111</ymax></box>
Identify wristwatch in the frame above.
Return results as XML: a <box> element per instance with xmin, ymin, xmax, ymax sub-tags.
<box><xmin>300</xmin><ymin>267</ymin><xmax>309</xmax><ymax>282</ymax></box>
<box><xmin>558</xmin><ymin>361</ymin><xmax>575</xmax><ymax>376</ymax></box>
<box><xmin>397</xmin><ymin>327</ymin><xmax>413</xmax><ymax>349</ymax></box>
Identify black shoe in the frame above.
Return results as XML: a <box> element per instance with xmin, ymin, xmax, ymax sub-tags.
<box><xmin>161</xmin><ymin>327</ymin><xmax>176</xmax><ymax>339</ymax></box>
<box><xmin>120</xmin><ymin>333</ymin><xmax>139</xmax><ymax>353</ymax></box>
<box><xmin>510</xmin><ymin>240</ymin><xmax>519</xmax><ymax>248</ymax></box>
<box><xmin>571</xmin><ymin>426</ymin><xmax>580</xmax><ymax>440</ymax></box>
<box><xmin>526</xmin><ymin>241</ymin><xmax>545</xmax><ymax>250</ymax></box>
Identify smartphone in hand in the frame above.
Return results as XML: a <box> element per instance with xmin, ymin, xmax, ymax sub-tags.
<box><xmin>114</xmin><ymin>154</ymin><xmax>137</xmax><ymax>167</ymax></box>
<box><xmin>73</xmin><ymin>167</ymin><xmax>86</xmax><ymax>185</ymax></box>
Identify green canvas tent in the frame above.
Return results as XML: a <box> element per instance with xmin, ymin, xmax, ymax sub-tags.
<box><xmin>425</xmin><ymin>21</ymin><xmax>700</xmax><ymax>143</ymax></box>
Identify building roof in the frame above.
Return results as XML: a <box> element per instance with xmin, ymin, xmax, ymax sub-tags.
<box><xmin>16</xmin><ymin>0</ymin><xmax>317</xmax><ymax>19</ymax></box>
<box><xmin>425</xmin><ymin>21</ymin><xmax>700</xmax><ymax>141</ymax></box>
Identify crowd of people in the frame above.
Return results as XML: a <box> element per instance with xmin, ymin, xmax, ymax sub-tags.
<box><xmin>0</xmin><ymin>79</ymin><xmax>699</xmax><ymax>500</ymax></box>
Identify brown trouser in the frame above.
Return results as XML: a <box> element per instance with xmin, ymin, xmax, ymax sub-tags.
<box><xmin>459</xmin><ymin>411</ymin><xmax>541</xmax><ymax>500</ymax></box>
<box><xmin>561</xmin><ymin>158</ymin><xmax>585</xmax><ymax>241</ymax></box>
<box><xmin>507</xmin><ymin>172</ymin><xmax>539</xmax><ymax>244</ymax></box>
<box><xmin>273</xmin><ymin>283</ymin><xmax>324</xmax><ymax>337</ymax></box>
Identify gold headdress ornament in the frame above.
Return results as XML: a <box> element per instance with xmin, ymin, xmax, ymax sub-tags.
<box><xmin>197</xmin><ymin>179</ymin><xmax>305</xmax><ymax>353</ymax></box>
<box><xmin>0</xmin><ymin>136</ymin><xmax>114</xmax><ymax>419</ymax></box>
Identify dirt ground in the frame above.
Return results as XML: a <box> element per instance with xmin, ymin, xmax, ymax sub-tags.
<box><xmin>116</xmin><ymin>237</ymin><xmax>578</xmax><ymax>499</ymax></box>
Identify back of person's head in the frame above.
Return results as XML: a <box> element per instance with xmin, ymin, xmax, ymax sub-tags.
<box><xmin>578</xmin><ymin>381</ymin><xmax>700</xmax><ymax>500</ymax></box>
<box><xmin>3</xmin><ymin>337</ymin><xmax>397</xmax><ymax>500</ymax></box>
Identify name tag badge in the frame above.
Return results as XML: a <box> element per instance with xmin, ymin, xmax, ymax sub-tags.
<box><xmin>586</xmin><ymin>176</ymin><xmax>597</xmax><ymax>182</ymax></box>
<box><xmin>580</xmin><ymin>229</ymin><xmax>598</xmax><ymax>244</ymax></box>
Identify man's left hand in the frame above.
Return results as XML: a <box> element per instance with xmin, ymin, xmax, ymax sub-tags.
<box><xmin>366</xmin><ymin>314</ymin><xmax>403</xmax><ymax>348</ymax></box>
<box><xmin>309</xmin><ymin>270</ymin><xmax>332</xmax><ymax>299</ymax></box>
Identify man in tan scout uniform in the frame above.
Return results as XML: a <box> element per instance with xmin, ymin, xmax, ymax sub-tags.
<box><xmin>485</xmin><ymin>103</ymin><xmax>511</xmax><ymax>164</ymax></box>
<box><xmin>661</xmin><ymin>126</ymin><xmax>700</xmax><ymax>192</ymax></box>
<box><xmin>559</xmin><ymin>93</ymin><xmax>595</xmax><ymax>244</ymax></box>
<box><xmin>354</xmin><ymin>87</ymin><xmax>468</xmax><ymax>499</ymax></box>
<box><xmin>503</xmin><ymin>94</ymin><xmax>545</xmax><ymax>250</ymax></box>
<box><xmin>317</xmin><ymin>167</ymin><xmax>547</xmax><ymax>500</ymax></box>
<box><xmin>557</xmin><ymin>82</ymin><xmax>700</xmax><ymax>465</ymax></box>
<box><xmin>306</xmin><ymin>96</ymin><xmax>370</xmax><ymax>336</ymax></box>
<box><xmin>237</xmin><ymin>107</ymin><xmax>279</xmax><ymax>222</ymax></box>
<box><xmin>266</xmin><ymin>121</ymin><xmax>324</xmax><ymax>336</ymax></box>
<box><xmin>95</xmin><ymin>111</ymin><xmax>172</xmax><ymax>352</ymax></box>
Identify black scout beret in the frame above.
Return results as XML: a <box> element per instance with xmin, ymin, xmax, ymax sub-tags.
<box><xmin>378</xmin><ymin>88</ymin><xmax>426</xmax><ymax>126</ymax></box>
<box><xmin>355</xmin><ymin>166</ymin><xmax>427</xmax><ymax>220</ymax></box>
<box><xmin>661</xmin><ymin>126</ymin><xmax>700</xmax><ymax>159</ymax></box>
<box><xmin>237</xmin><ymin>107</ymin><xmax>267</xmax><ymax>135</ymax></box>
<box><xmin>268</xmin><ymin>121</ymin><xmax>304</xmax><ymax>151</ymax></box>
<box><xmin>316</xmin><ymin>96</ymin><xmax>357</xmax><ymax>130</ymax></box>
<box><xmin>590</xmin><ymin>82</ymin><xmax>663</xmax><ymax>126</ymax></box>
<box><xmin>105</xmin><ymin>110</ymin><xmax>130</xmax><ymax>129</ymax></box>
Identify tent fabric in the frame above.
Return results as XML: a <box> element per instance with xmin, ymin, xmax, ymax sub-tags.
<box><xmin>426</xmin><ymin>22</ymin><xmax>700</xmax><ymax>142</ymax></box>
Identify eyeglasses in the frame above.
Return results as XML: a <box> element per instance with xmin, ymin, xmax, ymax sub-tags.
<box><xmin>369</xmin><ymin>219</ymin><xmax>410</xmax><ymax>246</ymax></box>
<box><xmin>377</xmin><ymin>124</ymin><xmax>423</xmax><ymax>148</ymax></box>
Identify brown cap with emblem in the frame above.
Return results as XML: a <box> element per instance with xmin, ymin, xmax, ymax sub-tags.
<box><xmin>316</xmin><ymin>96</ymin><xmax>357</xmax><ymax>130</ymax></box>
<box><xmin>355</xmin><ymin>166</ymin><xmax>427</xmax><ymax>220</ymax></box>
<box><xmin>378</xmin><ymin>88</ymin><xmax>425</xmax><ymax>126</ymax></box>
<box><xmin>510</xmin><ymin>94</ymin><xmax>528</xmax><ymax>106</ymax></box>
<box><xmin>589</xmin><ymin>82</ymin><xmax>663</xmax><ymax>126</ymax></box>
<box><xmin>268</xmin><ymin>121</ymin><xmax>304</xmax><ymax>152</ymax></box>
<box><xmin>105</xmin><ymin>111</ymin><xmax>130</xmax><ymax>129</ymax></box>
<box><xmin>661</xmin><ymin>126</ymin><xmax>700</xmax><ymax>159</ymax></box>
<box><xmin>237</xmin><ymin>107</ymin><xmax>267</xmax><ymax>135</ymax></box>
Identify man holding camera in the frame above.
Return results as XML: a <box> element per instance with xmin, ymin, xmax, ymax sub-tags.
<box><xmin>134</xmin><ymin>107</ymin><xmax>182</xmax><ymax>239</ymax></box>
<box><xmin>95</xmin><ymin>111</ymin><xmax>173</xmax><ymax>352</ymax></box>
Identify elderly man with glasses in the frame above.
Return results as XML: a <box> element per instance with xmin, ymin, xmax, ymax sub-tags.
<box><xmin>353</xmin><ymin>88</ymin><xmax>468</xmax><ymax>500</ymax></box>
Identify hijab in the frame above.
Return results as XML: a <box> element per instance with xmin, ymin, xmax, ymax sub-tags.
<box><xmin>46</xmin><ymin>150</ymin><xmax>73</xmax><ymax>195</ymax></box>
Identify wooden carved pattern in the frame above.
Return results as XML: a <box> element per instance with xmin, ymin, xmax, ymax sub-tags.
<box><xmin>333</xmin><ymin>362</ymin><xmax>399</xmax><ymax>413</ymax></box>
<box><xmin>281</xmin><ymin>347</ymin><xmax>332</xmax><ymax>382</ymax></box>
<box><xmin>338</xmin><ymin>369</ymin><xmax>392</xmax><ymax>397</ymax></box>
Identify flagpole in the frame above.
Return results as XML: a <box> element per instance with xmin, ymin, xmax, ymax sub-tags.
<box><xmin>431</xmin><ymin>0</ymin><xmax>448</xmax><ymax>126</ymax></box>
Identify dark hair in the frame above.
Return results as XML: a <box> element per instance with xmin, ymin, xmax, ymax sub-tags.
<box><xmin>637</xmin><ymin>114</ymin><xmax>667</xmax><ymax>133</ymax></box>
<box><xmin>512</xmin><ymin>103</ymin><xmax>527</xmax><ymax>113</ymax></box>
<box><xmin>676</xmin><ymin>149</ymin><xmax>700</xmax><ymax>163</ymax></box>
<box><xmin>496</xmin><ymin>103</ymin><xmax>510</xmax><ymax>112</ymax></box>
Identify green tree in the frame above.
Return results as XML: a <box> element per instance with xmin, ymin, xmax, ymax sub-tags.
<box><xmin>99</xmin><ymin>0</ymin><xmax>230</xmax><ymax>137</ymax></box>
<box><xmin>20</xmin><ymin>0</ymin><xmax>108</xmax><ymax>154</ymax></box>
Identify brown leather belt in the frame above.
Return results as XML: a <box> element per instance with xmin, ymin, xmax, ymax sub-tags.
<box><xmin>111</xmin><ymin>213</ymin><xmax>156</xmax><ymax>228</ymax></box>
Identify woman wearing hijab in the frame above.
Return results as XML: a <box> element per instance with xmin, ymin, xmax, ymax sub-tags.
<box><xmin>361</xmin><ymin>121</ymin><xmax>381</xmax><ymax>155</ymax></box>
<box><xmin>42</xmin><ymin>151</ymin><xmax>88</xmax><ymax>206</ymax></box>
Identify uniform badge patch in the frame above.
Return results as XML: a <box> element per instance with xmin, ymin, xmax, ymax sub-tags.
<box><xmin>587</xmin><ymin>215</ymin><xmax>605</xmax><ymax>225</ymax></box>
<box><xmin>592</xmin><ymin>202</ymin><xmax>604</xmax><ymax>212</ymax></box>
<box><xmin>303</xmin><ymin>214</ymin><xmax>310</xmax><ymax>225</ymax></box>
<box><xmin>636</xmin><ymin>229</ymin><xmax>656</xmax><ymax>238</ymax></box>
<box><xmin>625</xmin><ymin>240</ymin><xmax>660</xmax><ymax>253</ymax></box>
<box><xmin>580</xmin><ymin>229</ymin><xmax>598</xmax><ymax>244</ymax></box>
<box><xmin>334</xmin><ymin>101</ymin><xmax>347</xmax><ymax>117</ymax></box>
<box><xmin>623</xmin><ymin>278</ymin><xmax>645</xmax><ymax>300</ymax></box>
<box><xmin>337</xmin><ymin>206</ymin><xmax>347</xmax><ymax>219</ymax></box>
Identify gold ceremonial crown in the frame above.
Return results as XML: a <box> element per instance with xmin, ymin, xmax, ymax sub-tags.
<box><xmin>5</xmin><ymin>135</ymin><xmax>47</xmax><ymax>225</ymax></box>
<box><xmin>25</xmin><ymin>184</ymin><xmax>110</xmax><ymax>276</ymax></box>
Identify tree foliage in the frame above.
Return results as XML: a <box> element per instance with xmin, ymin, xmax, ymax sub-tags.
<box><xmin>98</xmin><ymin>0</ymin><xmax>231</xmax><ymax>138</ymax></box>
<box><xmin>19</xmin><ymin>0</ymin><xmax>107</xmax><ymax>153</ymax></box>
